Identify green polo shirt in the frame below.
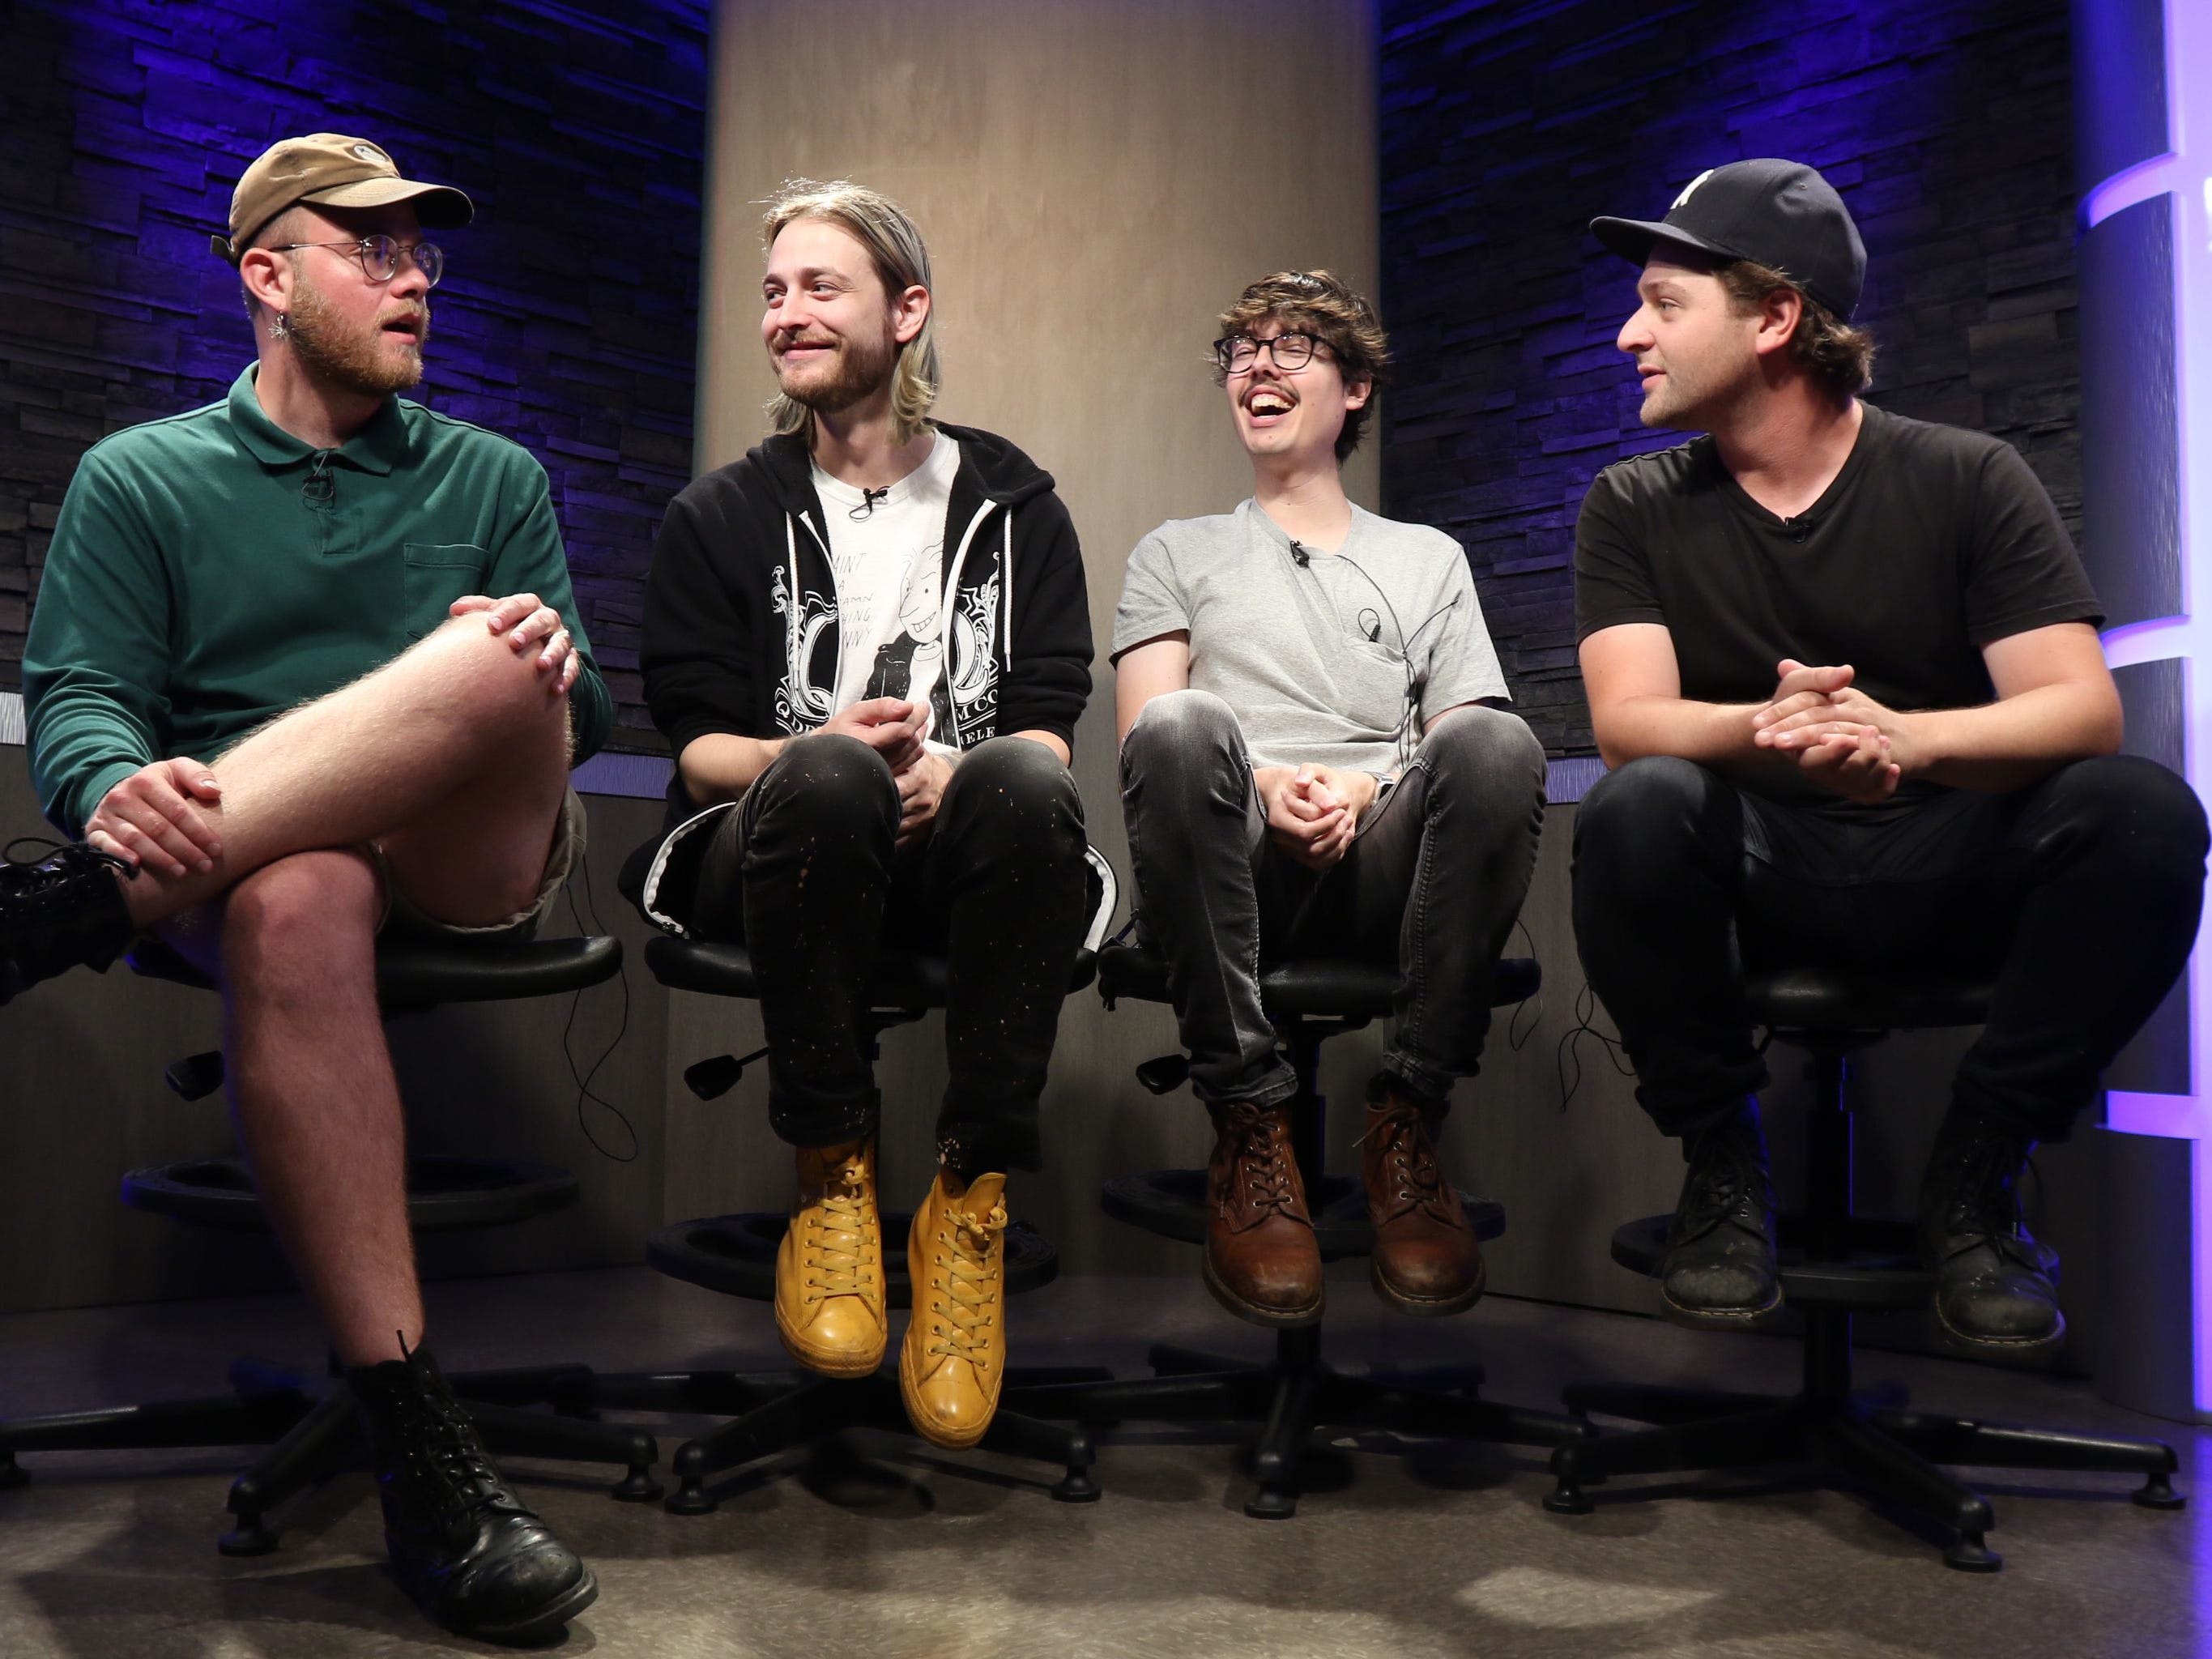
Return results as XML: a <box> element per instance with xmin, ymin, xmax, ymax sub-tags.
<box><xmin>24</xmin><ymin>365</ymin><xmax>614</xmax><ymax>837</ymax></box>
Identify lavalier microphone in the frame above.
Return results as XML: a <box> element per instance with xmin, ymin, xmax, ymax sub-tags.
<box><xmin>1289</xmin><ymin>539</ymin><xmax>1310</xmax><ymax>567</ymax></box>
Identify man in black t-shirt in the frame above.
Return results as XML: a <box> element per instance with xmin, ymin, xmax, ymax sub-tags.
<box><xmin>1571</xmin><ymin>158</ymin><xmax>2207</xmax><ymax>1362</ymax></box>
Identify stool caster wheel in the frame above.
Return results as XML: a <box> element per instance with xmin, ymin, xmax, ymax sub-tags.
<box><xmin>218</xmin><ymin>1516</ymin><xmax>279</xmax><ymax>1557</ymax></box>
<box><xmin>1543</xmin><ymin>1477</ymin><xmax>1594</xmax><ymax>1516</ymax></box>
<box><xmin>1243</xmin><ymin>1486</ymin><xmax>1297</xmax><ymax>1520</ymax></box>
<box><xmin>1943</xmin><ymin>1532</ymin><xmax>2002</xmax><ymax>1573</ymax></box>
<box><xmin>664</xmin><ymin>1479</ymin><xmax>717</xmax><ymax>1516</ymax></box>
<box><xmin>611</xmin><ymin>1464</ymin><xmax>663</xmax><ymax>1503</ymax></box>
<box><xmin>1051</xmin><ymin>1468</ymin><xmax>1101</xmax><ymax>1503</ymax></box>
<box><xmin>0</xmin><ymin>1454</ymin><xmax>27</xmax><ymax>1491</ymax></box>
<box><xmin>2133</xmin><ymin>1473</ymin><xmax>2186</xmax><ymax>1512</ymax></box>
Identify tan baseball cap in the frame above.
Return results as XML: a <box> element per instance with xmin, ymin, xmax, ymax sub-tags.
<box><xmin>211</xmin><ymin>133</ymin><xmax>473</xmax><ymax>265</ymax></box>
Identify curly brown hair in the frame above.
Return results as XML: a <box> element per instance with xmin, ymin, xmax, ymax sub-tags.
<box><xmin>1715</xmin><ymin>258</ymin><xmax>1875</xmax><ymax>399</ymax></box>
<box><xmin>1213</xmin><ymin>270</ymin><xmax>1392</xmax><ymax>460</ymax></box>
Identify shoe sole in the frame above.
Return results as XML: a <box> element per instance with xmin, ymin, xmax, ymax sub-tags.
<box><xmin>1202</xmin><ymin>1255</ymin><xmax>1323</xmax><ymax>1328</ymax></box>
<box><xmin>1935</xmin><ymin>1305</ymin><xmax>2067</xmax><ymax>1368</ymax></box>
<box><xmin>1370</xmin><ymin>1257</ymin><xmax>1485</xmax><ymax>1318</ymax></box>
<box><xmin>1657</xmin><ymin>1286</ymin><xmax>1785</xmax><ymax>1330</ymax></box>
<box><xmin>774</xmin><ymin>1313</ymin><xmax>885</xmax><ymax>1379</ymax></box>
<box><xmin>446</xmin><ymin>1566</ymin><xmax>599</xmax><ymax>1645</ymax></box>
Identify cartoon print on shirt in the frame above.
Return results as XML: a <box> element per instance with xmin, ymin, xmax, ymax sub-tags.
<box><xmin>864</xmin><ymin>547</ymin><xmax>952</xmax><ymax>739</ymax></box>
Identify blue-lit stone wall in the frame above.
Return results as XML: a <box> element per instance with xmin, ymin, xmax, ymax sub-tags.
<box><xmin>0</xmin><ymin>0</ymin><xmax>710</xmax><ymax>749</ymax></box>
<box><xmin>1380</xmin><ymin>0</ymin><xmax>2080</xmax><ymax>753</ymax></box>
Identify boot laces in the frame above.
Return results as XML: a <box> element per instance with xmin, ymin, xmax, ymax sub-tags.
<box><xmin>391</xmin><ymin>1342</ymin><xmax>513</xmax><ymax>1518</ymax></box>
<box><xmin>1221</xmin><ymin>1102</ymin><xmax>1298</xmax><ymax>1217</ymax></box>
<box><xmin>924</xmin><ymin>1204</ymin><xmax>1007</xmax><ymax>1370</ymax></box>
<box><xmin>1678</xmin><ymin>1123</ymin><xmax>1770</xmax><ymax>1240</ymax></box>
<box><xmin>1361</xmin><ymin>1102</ymin><xmax>1449</xmax><ymax>1214</ymax></box>
<box><xmin>803</xmin><ymin>1157</ymin><xmax>878</xmax><ymax>1303</ymax></box>
<box><xmin>1944</xmin><ymin>1128</ymin><xmax>2039</xmax><ymax>1265</ymax></box>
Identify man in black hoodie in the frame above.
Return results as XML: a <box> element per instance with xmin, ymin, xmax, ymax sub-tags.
<box><xmin>629</xmin><ymin>180</ymin><xmax>1094</xmax><ymax>1449</ymax></box>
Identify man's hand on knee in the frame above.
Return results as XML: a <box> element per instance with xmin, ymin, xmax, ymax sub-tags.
<box><xmin>450</xmin><ymin>592</ymin><xmax>578</xmax><ymax>695</ymax></box>
<box><xmin>88</xmin><ymin>758</ymin><xmax>224</xmax><ymax>877</ymax></box>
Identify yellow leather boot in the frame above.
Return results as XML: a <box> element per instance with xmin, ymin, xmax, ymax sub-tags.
<box><xmin>774</xmin><ymin>1137</ymin><xmax>886</xmax><ymax>1376</ymax></box>
<box><xmin>898</xmin><ymin>1167</ymin><xmax>1008</xmax><ymax>1448</ymax></box>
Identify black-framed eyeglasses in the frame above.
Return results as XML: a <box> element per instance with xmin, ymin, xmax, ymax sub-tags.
<box><xmin>1213</xmin><ymin>331</ymin><xmax>1328</xmax><ymax>374</ymax></box>
<box><xmin>271</xmin><ymin>235</ymin><xmax>444</xmax><ymax>288</ymax></box>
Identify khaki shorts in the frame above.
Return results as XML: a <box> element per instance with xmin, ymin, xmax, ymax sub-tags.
<box><xmin>376</xmin><ymin>786</ymin><xmax>587</xmax><ymax>943</ymax></box>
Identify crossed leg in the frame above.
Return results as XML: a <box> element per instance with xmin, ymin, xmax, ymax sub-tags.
<box><xmin>151</xmin><ymin>615</ymin><xmax>573</xmax><ymax>1363</ymax></box>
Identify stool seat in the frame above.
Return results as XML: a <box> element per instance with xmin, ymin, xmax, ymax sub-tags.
<box><xmin>121</xmin><ymin>1156</ymin><xmax>579</xmax><ymax>1235</ymax></box>
<box><xmin>646</xmin><ymin>1212</ymin><xmax>1059</xmax><ymax>1303</ymax></box>
<box><xmin>1103</xmin><ymin>1170</ymin><xmax>1504</xmax><ymax>1261</ymax></box>
<box><xmin>1744</xmin><ymin>968</ymin><xmax>1995</xmax><ymax>1033</ymax></box>
<box><xmin>646</xmin><ymin>936</ymin><xmax>1096</xmax><ymax>1004</ymax></box>
<box><xmin>129</xmin><ymin>934</ymin><xmax>623</xmax><ymax>1008</ymax></box>
<box><xmin>1608</xmin><ymin>1213</ymin><xmax>1936</xmax><ymax>1310</ymax></box>
<box><xmin>1098</xmin><ymin>943</ymin><xmax>1539</xmax><ymax>1016</ymax></box>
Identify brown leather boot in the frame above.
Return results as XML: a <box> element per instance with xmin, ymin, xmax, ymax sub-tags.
<box><xmin>1204</xmin><ymin>1100</ymin><xmax>1323</xmax><ymax>1327</ymax></box>
<box><xmin>1362</xmin><ymin>1085</ymin><xmax>1485</xmax><ymax>1316</ymax></box>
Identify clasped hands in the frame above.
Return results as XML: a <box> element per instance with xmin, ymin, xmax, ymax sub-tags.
<box><xmin>1750</xmin><ymin>657</ymin><xmax>1912</xmax><ymax>803</ymax></box>
<box><xmin>86</xmin><ymin>591</ymin><xmax>575</xmax><ymax>876</ymax></box>
<box><xmin>1262</xmin><ymin>762</ymin><xmax>1379</xmax><ymax>871</ymax></box>
<box><xmin>819</xmin><ymin>697</ymin><xmax>950</xmax><ymax>845</ymax></box>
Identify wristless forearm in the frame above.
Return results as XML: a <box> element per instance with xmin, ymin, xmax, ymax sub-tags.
<box><xmin>1592</xmin><ymin>696</ymin><xmax>1779</xmax><ymax>774</ymax></box>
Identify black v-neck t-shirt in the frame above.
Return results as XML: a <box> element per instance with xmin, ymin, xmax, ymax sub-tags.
<box><xmin>1573</xmin><ymin>403</ymin><xmax>2102</xmax><ymax>719</ymax></box>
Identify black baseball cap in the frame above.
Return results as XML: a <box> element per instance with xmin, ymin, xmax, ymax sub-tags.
<box><xmin>1591</xmin><ymin>158</ymin><xmax>1865</xmax><ymax>321</ymax></box>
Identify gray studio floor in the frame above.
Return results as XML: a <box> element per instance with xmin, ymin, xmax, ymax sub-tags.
<box><xmin>0</xmin><ymin>1269</ymin><xmax>2201</xmax><ymax>1658</ymax></box>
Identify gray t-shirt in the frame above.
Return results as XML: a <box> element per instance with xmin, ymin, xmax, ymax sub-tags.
<box><xmin>1111</xmin><ymin>500</ymin><xmax>1508</xmax><ymax>772</ymax></box>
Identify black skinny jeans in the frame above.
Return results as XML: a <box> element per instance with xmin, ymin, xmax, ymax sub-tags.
<box><xmin>1571</xmin><ymin>753</ymin><xmax>2209</xmax><ymax>1141</ymax></box>
<box><xmin>690</xmin><ymin>733</ymin><xmax>1089</xmax><ymax>1171</ymax></box>
<box><xmin>1119</xmin><ymin>690</ymin><xmax>1547</xmax><ymax>1108</ymax></box>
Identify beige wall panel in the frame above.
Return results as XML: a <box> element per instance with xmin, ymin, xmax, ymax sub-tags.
<box><xmin>693</xmin><ymin>0</ymin><xmax>1379</xmax><ymax>1271</ymax></box>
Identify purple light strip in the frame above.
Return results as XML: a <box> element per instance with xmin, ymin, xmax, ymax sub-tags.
<box><xmin>2091</xmin><ymin>0</ymin><xmax>2212</xmax><ymax>1417</ymax></box>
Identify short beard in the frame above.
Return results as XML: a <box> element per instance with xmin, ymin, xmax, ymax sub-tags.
<box><xmin>778</xmin><ymin>327</ymin><xmax>897</xmax><ymax>417</ymax></box>
<box><xmin>286</xmin><ymin>273</ymin><xmax>428</xmax><ymax>397</ymax></box>
<box><xmin>1638</xmin><ymin>356</ymin><xmax>1749</xmax><ymax>433</ymax></box>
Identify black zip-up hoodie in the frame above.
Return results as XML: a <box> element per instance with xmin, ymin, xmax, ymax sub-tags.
<box><xmin>626</xmin><ymin>423</ymin><xmax>1093</xmax><ymax>926</ymax></box>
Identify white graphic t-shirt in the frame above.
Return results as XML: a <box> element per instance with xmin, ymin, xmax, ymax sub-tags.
<box><xmin>811</xmin><ymin>434</ymin><xmax>962</xmax><ymax>752</ymax></box>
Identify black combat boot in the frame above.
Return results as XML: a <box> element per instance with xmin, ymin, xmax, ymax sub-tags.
<box><xmin>1659</xmin><ymin>1098</ymin><xmax>1781</xmax><ymax>1327</ymax></box>
<box><xmin>0</xmin><ymin>838</ymin><xmax>135</xmax><ymax>1006</ymax></box>
<box><xmin>1918</xmin><ymin>1100</ymin><xmax>2063</xmax><ymax>1363</ymax></box>
<box><xmin>348</xmin><ymin>1341</ymin><xmax>598</xmax><ymax>1644</ymax></box>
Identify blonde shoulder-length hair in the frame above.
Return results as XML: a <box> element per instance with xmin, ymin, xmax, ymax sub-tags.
<box><xmin>761</xmin><ymin>179</ymin><xmax>940</xmax><ymax>445</ymax></box>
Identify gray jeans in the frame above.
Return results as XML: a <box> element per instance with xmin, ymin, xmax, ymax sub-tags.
<box><xmin>1119</xmin><ymin>690</ymin><xmax>1545</xmax><ymax>1108</ymax></box>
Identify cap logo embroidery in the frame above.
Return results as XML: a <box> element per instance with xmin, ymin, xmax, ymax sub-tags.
<box><xmin>1671</xmin><ymin>168</ymin><xmax>1715</xmax><ymax>211</ymax></box>
<box><xmin>349</xmin><ymin>144</ymin><xmax>381</xmax><ymax>163</ymax></box>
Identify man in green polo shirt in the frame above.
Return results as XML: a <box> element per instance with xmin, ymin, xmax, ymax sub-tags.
<box><xmin>10</xmin><ymin>134</ymin><xmax>604</xmax><ymax>1645</ymax></box>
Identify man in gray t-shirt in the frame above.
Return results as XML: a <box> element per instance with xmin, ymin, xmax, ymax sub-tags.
<box><xmin>1111</xmin><ymin>270</ymin><xmax>1546</xmax><ymax>1329</ymax></box>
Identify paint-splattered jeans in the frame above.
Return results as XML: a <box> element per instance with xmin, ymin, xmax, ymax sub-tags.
<box><xmin>691</xmin><ymin>733</ymin><xmax>1089</xmax><ymax>1171</ymax></box>
<box><xmin>1119</xmin><ymin>690</ymin><xmax>1546</xmax><ymax>1109</ymax></box>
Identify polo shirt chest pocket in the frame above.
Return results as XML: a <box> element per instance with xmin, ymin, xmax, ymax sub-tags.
<box><xmin>403</xmin><ymin>543</ymin><xmax>490</xmax><ymax>640</ymax></box>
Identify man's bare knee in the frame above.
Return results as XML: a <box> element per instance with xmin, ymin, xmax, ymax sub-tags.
<box><xmin>222</xmin><ymin>850</ymin><xmax>381</xmax><ymax>986</ymax></box>
<box><xmin>419</xmin><ymin>614</ymin><xmax>572</xmax><ymax>742</ymax></box>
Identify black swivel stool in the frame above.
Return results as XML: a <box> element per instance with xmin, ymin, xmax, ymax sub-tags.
<box><xmin>1545</xmin><ymin>967</ymin><xmax>2184</xmax><ymax>1572</ymax></box>
<box><xmin>0</xmin><ymin>934</ymin><xmax>663</xmax><ymax>1556</ymax></box>
<box><xmin>588</xmin><ymin>932</ymin><xmax>1109</xmax><ymax>1510</ymax></box>
<box><xmin>1010</xmin><ymin>941</ymin><xmax>1592</xmax><ymax>1519</ymax></box>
